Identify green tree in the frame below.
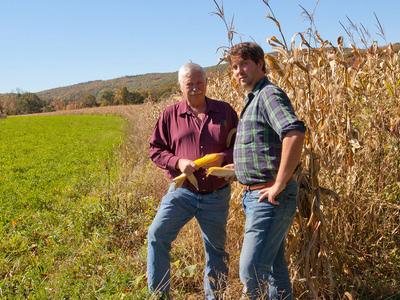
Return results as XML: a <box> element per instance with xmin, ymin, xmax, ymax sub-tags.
<box><xmin>155</xmin><ymin>83</ymin><xmax>178</xmax><ymax>100</ymax></box>
<box><xmin>0</xmin><ymin>97</ymin><xmax>4</xmax><ymax>114</ymax></box>
<box><xmin>99</xmin><ymin>89</ymin><xmax>115</xmax><ymax>106</ymax></box>
<box><xmin>130</xmin><ymin>90</ymin><xmax>145</xmax><ymax>104</ymax></box>
<box><xmin>17</xmin><ymin>93</ymin><xmax>45</xmax><ymax>114</ymax></box>
<box><xmin>80</xmin><ymin>93</ymin><xmax>97</xmax><ymax>108</ymax></box>
<box><xmin>114</xmin><ymin>86</ymin><xmax>131</xmax><ymax>105</ymax></box>
<box><xmin>42</xmin><ymin>104</ymin><xmax>55</xmax><ymax>112</ymax></box>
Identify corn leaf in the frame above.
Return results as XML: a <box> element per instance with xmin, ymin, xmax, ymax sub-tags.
<box><xmin>384</xmin><ymin>80</ymin><xmax>394</xmax><ymax>96</ymax></box>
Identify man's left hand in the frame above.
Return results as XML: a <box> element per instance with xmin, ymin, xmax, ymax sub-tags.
<box><xmin>258</xmin><ymin>182</ymin><xmax>286</xmax><ymax>205</ymax></box>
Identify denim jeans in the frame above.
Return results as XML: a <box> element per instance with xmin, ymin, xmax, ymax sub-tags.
<box><xmin>147</xmin><ymin>183</ymin><xmax>231</xmax><ymax>299</ymax></box>
<box><xmin>239</xmin><ymin>180</ymin><xmax>298</xmax><ymax>300</ymax></box>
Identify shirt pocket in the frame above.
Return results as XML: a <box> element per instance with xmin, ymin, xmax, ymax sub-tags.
<box><xmin>243</xmin><ymin>132</ymin><xmax>253</xmax><ymax>144</ymax></box>
<box><xmin>208</xmin><ymin>123</ymin><xmax>229</xmax><ymax>148</ymax></box>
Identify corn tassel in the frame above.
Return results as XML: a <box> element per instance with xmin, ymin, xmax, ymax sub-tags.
<box><xmin>206</xmin><ymin>167</ymin><xmax>236</xmax><ymax>178</ymax></box>
<box><xmin>173</xmin><ymin>153</ymin><xmax>220</xmax><ymax>190</ymax></box>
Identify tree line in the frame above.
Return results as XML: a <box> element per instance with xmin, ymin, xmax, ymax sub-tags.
<box><xmin>0</xmin><ymin>83</ymin><xmax>178</xmax><ymax>116</ymax></box>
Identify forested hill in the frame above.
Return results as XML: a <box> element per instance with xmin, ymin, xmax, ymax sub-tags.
<box><xmin>2</xmin><ymin>42</ymin><xmax>399</xmax><ymax>115</ymax></box>
<box><xmin>36</xmin><ymin>64</ymin><xmax>229</xmax><ymax>101</ymax></box>
<box><xmin>30</xmin><ymin>41</ymin><xmax>400</xmax><ymax>101</ymax></box>
<box><xmin>0</xmin><ymin>64</ymin><xmax>229</xmax><ymax>114</ymax></box>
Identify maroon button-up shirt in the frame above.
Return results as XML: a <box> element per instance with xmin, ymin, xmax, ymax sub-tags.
<box><xmin>149</xmin><ymin>97</ymin><xmax>238</xmax><ymax>192</ymax></box>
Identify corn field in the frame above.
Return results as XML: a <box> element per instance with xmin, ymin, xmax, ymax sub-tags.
<box><xmin>208</xmin><ymin>34</ymin><xmax>400</xmax><ymax>298</ymax></box>
<box><xmin>101</xmin><ymin>32</ymin><xmax>399</xmax><ymax>298</ymax></box>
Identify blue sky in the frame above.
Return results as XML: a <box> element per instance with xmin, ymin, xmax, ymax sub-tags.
<box><xmin>0</xmin><ymin>0</ymin><xmax>399</xmax><ymax>93</ymax></box>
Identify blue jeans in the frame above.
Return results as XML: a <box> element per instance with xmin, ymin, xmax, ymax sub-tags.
<box><xmin>239</xmin><ymin>180</ymin><xmax>298</xmax><ymax>300</ymax></box>
<box><xmin>147</xmin><ymin>183</ymin><xmax>231</xmax><ymax>299</ymax></box>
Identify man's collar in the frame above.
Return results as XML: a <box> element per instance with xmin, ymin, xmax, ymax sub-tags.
<box><xmin>245</xmin><ymin>77</ymin><xmax>269</xmax><ymax>105</ymax></box>
<box><xmin>178</xmin><ymin>96</ymin><xmax>218</xmax><ymax>115</ymax></box>
<box><xmin>249</xmin><ymin>76</ymin><xmax>269</xmax><ymax>96</ymax></box>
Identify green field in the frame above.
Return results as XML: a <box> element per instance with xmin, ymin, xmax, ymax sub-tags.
<box><xmin>0</xmin><ymin>115</ymin><xmax>140</xmax><ymax>298</ymax></box>
<box><xmin>0</xmin><ymin>115</ymin><xmax>124</xmax><ymax>223</ymax></box>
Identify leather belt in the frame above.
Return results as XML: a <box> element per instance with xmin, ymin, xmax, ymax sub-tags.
<box><xmin>243</xmin><ymin>175</ymin><xmax>295</xmax><ymax>192</ymax></box>
<box><xmin>196</xmin><ymin>182</ymin><xmax>230</xmax><ymax>195</ymax></box>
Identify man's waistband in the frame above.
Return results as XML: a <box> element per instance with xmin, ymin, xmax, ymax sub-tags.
<box><xmin>195</xmin><ymin>182</ymin><xmax>230</xmax><ymax>195</ymax></box>
<box><xmin>243</xmin><ymin>175</ymin><xmax>295</xmax><ymax>192</ymax></box>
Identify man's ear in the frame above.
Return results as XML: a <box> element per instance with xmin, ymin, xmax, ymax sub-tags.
<box><xmin>258</xmin><ymin>59</ymin><xmax>264</xmax><ymax>69</ymax></box>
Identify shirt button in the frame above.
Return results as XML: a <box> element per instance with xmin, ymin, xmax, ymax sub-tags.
<box><xmin>200</xmin><ymin>146</ymin><xmax>203</xmax><ymax>148</ymax></box>
<box><xmin>202</xmin><ymin>178</ymin><xmax>205</xmax><ymax>180</ymax></box>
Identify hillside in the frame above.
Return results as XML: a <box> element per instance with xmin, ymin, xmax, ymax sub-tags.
<box><xmin>35</xmin><ymin>64</ymin><xmax>229</xmax><ymax>101</ymax></box>
<box><xmin>2</xmin><ymin>42</ymin><xmax>399</xmax><ymax>113</ymax></box>
<box><xmin>3</xmin><ymin>41</ymin><xmax>399</xmax><ymax>104</ymax></box>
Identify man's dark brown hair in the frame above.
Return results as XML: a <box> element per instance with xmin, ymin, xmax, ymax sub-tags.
<box><xmin>227</xmin><ymin>42</ymin><xmax>266</xmax><ymax>73</ymax></box>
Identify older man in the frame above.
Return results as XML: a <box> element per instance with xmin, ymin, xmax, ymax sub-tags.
<box><xmin>227</xmin><ymin>42</ymin><xmax>306</xmax><ymax>300</ymax></box>
<box><xmin>147</xmin><ymin>63</ymin><xmax>238</xmax><ymax>299</ymax></box>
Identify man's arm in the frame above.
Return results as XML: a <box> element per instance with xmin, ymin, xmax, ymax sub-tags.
<box><xmin>258</xmin><ymin>130</ymin><xmax>305</xmax><ymax>204</ymax></box>
<box><xmin>149</xmin><ymin>112</ymin><xmax>180</xmax><ymax>172</ymax></box>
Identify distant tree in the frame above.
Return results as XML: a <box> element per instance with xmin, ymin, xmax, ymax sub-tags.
<box><xmin>130</xmin><ymin>90</ymin><xmax>145</xmax><ymax>104</ymax></box>
<box><xmin>99</xmin><ymin>89</ymin><xmax>115</xmax><ymax>106</ymax></box>
<box><xmin>114</xmin><ymin>86</ymin><xmax>131</xmax><ymax>105</ymax></box>
<box><xmin>155</xmin><ymin>82</ymin><xmax>179</xmax><ymax>100</ymax></box>
<box><xmin>42</xmin><ymin>104</ymin><xmax>55</xmax><ymax>112</ymax></box>
<box><xmin>142</xmin><ymin>89</ymin><xmax>157</xmax><ymax>102</ymax></box>
<box><xmin>17</xmin><ymin>93</ymin><xmax>45</xmax><ymax>114</ymax></box>
<box><xmin>2</xmin><ymin>93</ymin><xmax>19</xmax><ymax>115</ymax></box>
<box><xmin>50</xmin><ymin>99</ymin><xmax>68</xmax><ymax>111</ymax></box>
<box><xmin>79</xmin><ymin>93</ymin><xmax>98</xmax><ymax>108</ymax></box>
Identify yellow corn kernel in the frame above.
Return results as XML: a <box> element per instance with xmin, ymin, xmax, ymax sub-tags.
<box><xmin>193</xmin><ymin>153</ymin><xmax>220</xmax><ymax>167</ymax></box>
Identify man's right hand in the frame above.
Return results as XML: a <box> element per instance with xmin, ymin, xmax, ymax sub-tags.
<box><xmin>223</xmin><ymin>164</ymin><xmax>237</xmax><ymax>182</ymax></box>
<box><xmin>176</xmin><ymin>158</ymin><xmax>199</xmax><ymax>175</ymax></box>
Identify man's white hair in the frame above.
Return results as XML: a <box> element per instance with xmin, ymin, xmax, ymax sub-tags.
<box><xmin>178</xmin><ymin>63</ymin><xmax>207</xmax><ymax>83</ymax></box>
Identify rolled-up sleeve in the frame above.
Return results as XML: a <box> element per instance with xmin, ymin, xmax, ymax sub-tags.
<box><xmin>149</xmin><ymin>112</ymin><xmax>178</xmax><ymax>172</ymax></box>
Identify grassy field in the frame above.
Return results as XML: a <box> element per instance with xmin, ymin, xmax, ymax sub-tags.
<box><xmin>0</xmin><ymin>115</ymin><xmax>137</xmax><ymax>299</ymax></box>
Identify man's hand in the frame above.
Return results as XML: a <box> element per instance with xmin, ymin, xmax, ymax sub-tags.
<box><xmin>258</xmin><ymin>182</ymin><xmax>286</xmax><ymax>204</ymax></box>
<box><xmin>222</xmin><ymin>163</ymin><xmax>237</xmax><ymax>182</ymax></box>
<box><xmin>176</xmin><ymin>158</ymin><xmax>198</xmax><ymax>176</ymax></box>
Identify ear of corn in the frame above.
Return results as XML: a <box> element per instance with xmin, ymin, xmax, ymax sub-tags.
<box><xmin>193</xmin><ymin>153</ymin><xmax>220</xmax><ymax>167</ymax></box>
<box><xmin>226</xmin><ymin>128</ymin><xmax>237</xmax><ymax>147</ymax></box>
<box><xmin>172</xmin><ymin>153</ymin><xmax>220</xmax><ymax>190</ymax></box>
<box><xmin>206</xmin><ymin>167</ymin><xmax>236</xmax><ymax>178</ymax></box>
<box><xmin>173</xmin><ymin>173</ymin><xmax>187</xmax><ymax>190</ymax></box>
<box><xmin>186</xmin><ymin>174</ymin><xmax>198</xmax><ymax>189</ymax></box>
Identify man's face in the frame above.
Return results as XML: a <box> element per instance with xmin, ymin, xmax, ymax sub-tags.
<box><xmin>230</xmin><ymin>56</ymin><xmax>264</xmax><ymax>93</ymax></box>
<box><xmin>179</xmin><ymin>70</ymin><xmax>207</xmax><ymax>106</ymax></box>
